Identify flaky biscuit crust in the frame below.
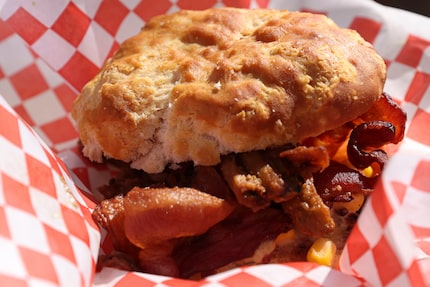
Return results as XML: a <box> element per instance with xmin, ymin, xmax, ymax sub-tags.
<box><xmin>72</xmin><ymin>8</ymin><xmax>386</xmax><ymax>173</ymax></box>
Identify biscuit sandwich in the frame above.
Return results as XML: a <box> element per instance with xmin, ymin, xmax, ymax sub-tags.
<box><xmin>71</xmin><ymin>8</ymin><xmax>406</xmax><ymax>278</ymax></box>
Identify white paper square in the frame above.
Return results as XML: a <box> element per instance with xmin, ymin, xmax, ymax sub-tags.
<box><xmin>6</xmin><ymin>206</ymin><xmax>50</xmax><ymax>253</ymax></box>
<box><xmin>0</xmin><ymin>0</ymin><xmax>20</xmax><ymax>20</ymax></box>
<box><xmin>115</xmin><ymin>12</ymin><xmax>145</xmax><ymax>44</ymax></box>
<box><xmin>384</xmin><ymin>62</ymin><xmax>417</xmax><ymax>101</ymax></box>
<box><xmin>23</xmin><ymin>90</ymin><xmax>66</xmax><ymax>126</ymax></box>
<box><xmin>77</xmin><ymin>21</ymin><xmax>114</xmax><ymax>68</ymax></box>
<box><xmin>31</xmin><ymin>30</ymin><xmax>75</xmax><ymax>71</ymax></box>
<box><xmin>20</xmin><ymin>0</ymin><xmax>69</xmax><ymax>27</ymax></box>
<box><xmin>29</xmin><ymin>186</ymin><xmax>67</xmax><ymax>233</ymax></box>
<box><xmin>35</xmin><ymin>59</ymin><xmax>65</xmax><ymax>89</ymax></box>
<box><xmin>0</xmin><ymin>237</ymin><xmax>27</xmax><ymax>278</ymax></box>
<box><xmin>0</xmin><ymin>79</ymin><xmax>21</xmax><ymax>107</ymax></box>
<box><xmin>52</xmin><ymin>254</ymin><xmax>83</xmax><ymax>287</ymax></box>
<box><xmin>0</xmin><ymin>136</ymin><xmax>29</xmax><ymax>186</ymax></box>
<box><xmin>72</xmin><ymin>0</ymin><xmax>102</xmax><ymax>19</ymax></box>
<box><xmin>120</xmin><ymin>0</ymin><xmax>142</xmax><ymax>10</ymax></box>
<box><xmin>384</xmin><ymin>210</ymin><xmax>416</xmax><ymax>269</ymax></box>
<box><xmin>0</xmin><ymin>35</ymin><xmax>35</xmax><ymax>76</ymax></box>
<box><xmin>357</xmin><ymin>200</ymin><xmax>383</xmax><ymax>248</ymax></box>
<box><xmin>19</xmin><ymin>119</ymin><xmax>52</xmax><ymax>164</ymax></box>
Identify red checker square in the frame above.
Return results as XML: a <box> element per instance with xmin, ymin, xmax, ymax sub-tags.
<box><xmin>163</xmin><ymin>278</ymin><xmax>201</xmax><ymax>287</ymax></box>
<box><xmin>417</xmin><ymin>241</ymin><xmax>430</xmax><ymax>257</ymax></box>
<box><xmin>59</xmin><ymin>51</ymin><xmax>99</xmax><ymax>91</ymax></box>
<box><xmin>44</xmin><ymin>149</ymin><xmax>63</xmax><ymax>176</ymax></box>
<box><xmin>107</xmin><ymin>41</ymin><xmax>120</xmax><ymax>59</ymax></box>
<box><xmin>176</xmin><ymin>0</ymin><xmax>217</xmax><ymax>10</ymax></box>
<box><xmin>114</xmin><ymin>272</ymin><xmax>161</xmax><ymax>287</ymax></box>
<box><xmin>0</xmin><ymin>274</ymin><xmax>27</xmax><ymax>287</ymax></box>
<box><xmin>408</xmin><ymin>260</ymin><xmax>427</xmax><ymax>287</ymax></box>
<box><xmin>345</xmin><ymin>225</ymin><xmax>370</xmax><ymax>263</ymax></box>
<box><xmin>81</xmin><ymin>205</ymin><xmax>97</xmax><ymax>228</ymax></box>
<box><xmin>94</xmin><ymin>0</ymin><xmax>130</xmax><ymax>36</ymax></box>
<box><xmin>410</xmin><ymin>160</ymin><xmax>430</xmax><ymax>192</ymax></box>
<box><xmin>371</xmin><ymin>181</ymin><xmax>394</xmax><ymax>227</ymax></box>
<box><xmin>44</xmin><ymin>224</ymin><xmax>76</xmax><ymax>264</ymax></box>
<box><xmin>281</xmin><ymin>276</ymin><xmax>320</xmax><ymax>287</ymax></box>
<box><xmin>410</xmin><ymin>224</ymin><xmax>430</xmax><ymax>239</ymax></box>
<box><xmin>12</xmin><ymin>105</ymin><xmax>35</xmax><ymax>127</ymax></box>
<box><xmin>2</xmin><ymin>173</ymin><xmax>34</xmax><ymax>214</ymax></box>
<box><xmin>6</xmin><ymin>7</ymin><xmax>47</xmax><ymax>45</ymax></box>
<box><xmin>286</xmin><ymin>262</ymin><xmax>322</xmax><ymax>273</ymax></box>
<box><xmin>395</xmin><ymin>35</ymin><xmax>430</xmax><ymax>68</ymax></box>
<box><xmin>40</xmin><ymin>117</ymin><xmax>78</xmax><ymax>145</ymax></box>
<box><xmin>9</xmin><ymin>64</ymin><xmax>49</xmax><ymax>100</ymax></box>
<box><xmin>0</xmin><ymin>206</ymin><xmax>11</xmax><ymax>237</ymax></box>
<box><xmin>25</xmin><ymin>153</ymin><xmax>57</xmax><ymax>198</ymax></box>
<box><xmin>407</xmin><ymin>108</ymin><xmax>430</xmax><ymax>146</ymax></box>
<box><xmin>48</xmin><ymin>147</ymin><xmax>70</xmax><ymax>174</ymax></box>
<box><xmin>220</xmin><ymin>270</ymin><xmax>272</xmax><ymax>287</ymax></box>
<box><xmin>222</xmin><ymin>0</ymin><xmax>251</xmax><ymax>8</ymax></box>
<box><xmin>390</xmin><ymin>181</ymin><xmax>408</xmax><ymax>204</ymax></box>
<box><xmin>0</xmin><ymin>104</ymin><xmax>21</xmax><ymax>147</ymax></box>
<box><xmin>372</xmin><ymin>236</ymin><xmax>403</xmax><ymax>285</ymax></box>
<box><xmin>349</xmin><ymin>17</ymin><xmax>382</xmax><ymax>44</ymax></box>
<box><xmin>61</xmin><ymin>205</ymin><xmax>89</xmax><ymax>244</ymax></box>
<box><xmin>134</xmin><ymin>0</ymin><xmax>173</xmax><ymax>22</ymax></box>
<box><xmin>404</xmin><ymin>71</ymin><xmax>430</xmax><ymax>105</ymax></box>
<box><xmin>51</xmin><ymin>2</ymin><xmax>90</xmax><ymax>47</ymax></box>
<box><xmin>54</xmin><ymin>84</ymin><xmax>78</xmax><ymax>113</ymax></box>
<box><xmin>19</xmin><ymin>246</ymin><xmax>59</xmax><ymax>284</ymax></box>
<box><xmin>255</xmin><ymin>0</ymin><xmax>270</xmax><ymax>8</ymax></box>
<box><xmin>0</xmin><ymin>19</ymin><xmax>14</xmax><ymax>41</ymax></box>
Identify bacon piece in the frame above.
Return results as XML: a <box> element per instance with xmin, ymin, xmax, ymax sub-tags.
<box><xmin>121</xmin><ymin>187</ymin><xmax>234</xmax><ymax>277</ymax></box>
<box><xmin>92</xmin><ymin>195</ymin><xmax>140</xmax><ymax>256</ymax></box>
<box><xmin>358</xmin><ymin>92</ymin><xmax>406</xmax><ymax>144</ymax></box>
<box><xmin>347</xmin><ymin>121</ymin><xmax>394</xmax><ymax>169</ymax></box>
<box><xmin>313</xmin><ymin>161</ymin><xmax>377</xmax><ymax>205</ymax></box>
<box><xmin>173</xmin><ymin>206</ymin><xmax>292</xmax><ymax>278</ymax></box>
<box><xmin>347</xmin><ymin>92</ymin><xmax>406</xmax><ymax>170</ymax></box>
<box><xmin>280</xmin><ymin>145</ymin><xmax>330</xmax><ymax>176</ymax></box>
<box><xmin>191</xmin><ymin>166</ymin><xmax>236</xmax><ymax>205</ymax></box>
<box><xmin>123</xmin><ymin>187</ymin><xmax>234</xmax><ymax>247</ymax></box>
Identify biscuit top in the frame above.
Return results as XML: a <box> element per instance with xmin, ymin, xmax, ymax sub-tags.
<box><xmin>72</xmin><ymin>8</ymin><xmax>386</xmax><ymax>173</ymax></box>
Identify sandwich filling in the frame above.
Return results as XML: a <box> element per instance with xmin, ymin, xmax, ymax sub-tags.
<box><xmin>92</xmin><ymin>93</ymin><xmax>405</xmax><ymax>278</ymax></box>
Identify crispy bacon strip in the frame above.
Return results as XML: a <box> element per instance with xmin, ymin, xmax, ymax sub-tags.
<box><xmin>347</xmin><ymin>93</ymin><xmax>407</xmax><ymax>170</ymax></box>
<box><xmin>313</xmin><ymin>161</ymin><xmax>377</xmax><ymax>205</ymax></box>
<box><xmin>358</xmin><ymin>92</ymin><xmax>406</xmax><ymax>144</ymax></box>
<box><xmin>347</xmin><ymin>121</ymin><xmax>393</xmax><ymax>169</ymax></box>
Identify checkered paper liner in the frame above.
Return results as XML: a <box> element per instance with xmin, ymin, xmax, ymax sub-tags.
<box><xmin>0</xmin><ymin>0</ymin><xmax>429</xmax><ymax>286</ymax></box>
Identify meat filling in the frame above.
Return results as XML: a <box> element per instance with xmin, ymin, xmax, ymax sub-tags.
<box><xmin>92</xmin><ymin>93</ymin><xmax>406</xmax><ymax>278</ymax></box>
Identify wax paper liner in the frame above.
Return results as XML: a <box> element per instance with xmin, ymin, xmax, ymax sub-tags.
<box><xmin>0</xmin><ymin>0</ymin><xmax>429</xmax><ymax>286</ymax></box>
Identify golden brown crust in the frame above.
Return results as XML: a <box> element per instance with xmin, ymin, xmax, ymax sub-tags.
<box><xmin>72</xmin><ymin>8</ymin><xmax>386</xmax><ymax>173</ymax></box>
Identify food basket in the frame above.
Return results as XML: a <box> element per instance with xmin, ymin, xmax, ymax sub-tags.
<box><xmin>0</xmin><ymin>0</ymin><xmax>429</xmax><ymax>286</ymax></box>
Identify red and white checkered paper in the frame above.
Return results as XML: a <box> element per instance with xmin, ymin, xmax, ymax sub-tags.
<box><xmin>1</xmin><ymin>0</ymin><xmax>429</xmax><ymax>286</ymax></box>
